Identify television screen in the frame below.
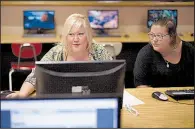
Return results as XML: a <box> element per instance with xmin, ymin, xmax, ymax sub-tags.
<box><xmin>88</xmin><ymin>10</ymin><xmax>119</xmax><ymax>29</ymax></box>
<box><xmin>147</xmin><ymin>9</ymin><xmax>177</xmax><ymax>28</ymax></box>
<box><xmin>23</xmin><ymin>10</ymin><xmax>55</xmax><ymax>30</ymax></box>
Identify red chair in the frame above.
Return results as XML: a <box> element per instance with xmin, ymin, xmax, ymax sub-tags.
<box><xmin>9</xmin><ymin>43</ymin><xmax>42</xmax><ymax>91</ymax></box>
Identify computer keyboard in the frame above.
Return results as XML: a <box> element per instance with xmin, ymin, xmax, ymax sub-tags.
<box><xmin>0</xmin><ymin>90</ymin><xmax>15</xmax><ymax>99</ymax></box>
<box><xmin>165</xmin><ymin>89</ymin><xmax>194</xmax><ymax>100</ymax></box>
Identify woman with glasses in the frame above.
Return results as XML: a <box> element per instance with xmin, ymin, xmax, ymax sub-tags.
<box><xmin>7</xmin><ymin>13</ymin><xmax>113</xmax><ymax>98</ymax></box>
<box><xmin>134</xmin><ymin>18</ymin><xmax>194</xmax><ymax>88</ymax></box>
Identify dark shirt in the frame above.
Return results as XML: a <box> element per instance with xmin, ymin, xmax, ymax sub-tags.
<box><xmin>134</xmin><ymin>41</ymin><xmax>195</xmax><ymax>87</ymax></box>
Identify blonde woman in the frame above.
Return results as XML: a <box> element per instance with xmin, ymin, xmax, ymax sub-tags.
<box><xmin>7</xmin><ymin>13</ymin><xmax>113</xmax><ymax>98</ymax></box>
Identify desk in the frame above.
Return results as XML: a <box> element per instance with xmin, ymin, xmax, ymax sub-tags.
<box><xmin>28</xmin><ymin>86</ymin><xmax>194</xmax><ymax>127</ymax></box>
<box><xmin>1</xmin><ymin>33</ymin><xmax>194</xmax><ymax>44</ymax></box>
<box><xmin>121</xmin><ymin>87</ymin><xmax>194</xmax><ymax>128</ymax></box>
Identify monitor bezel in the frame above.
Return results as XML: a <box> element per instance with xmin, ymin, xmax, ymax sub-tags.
<box><xmin>35</xmin><ymin>60</ymin><xmax>126</xmax><ymax>65</ymax></box>
<box><xmin>88</xmin><ymin>9</ymin><xmax>119</xmax><ymax>30</ymax></box>
<box><xmin>23</xmin><ymin>10</ymin><xmax>55</xmax><ymax>30</ymax></box>
<box><xmin>147</xmin><ymin>9</ymin><xmax>178</xmax><ymax>29</ymax></box>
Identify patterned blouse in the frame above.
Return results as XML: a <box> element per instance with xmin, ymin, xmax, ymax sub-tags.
<box><xmin>24</xmin><ymin>43</ymin><xmax>113</xmax><ymax>88</ymax></box>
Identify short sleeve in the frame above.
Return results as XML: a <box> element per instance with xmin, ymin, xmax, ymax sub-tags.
<box><xmin>133</xmin><ymin>44</ymin><xmax>153</xmax><ymax>87</ymax></box>
<box><xmin>24</xmin><ymin>68</ymin><xmax>36</xmax><ymax>86</ymax></box>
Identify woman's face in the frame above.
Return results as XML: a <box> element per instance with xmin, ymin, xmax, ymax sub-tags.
<box><xmin>148</xmin><ymin>25</ymin><xmax>172</xmax><ymax>53</ymax></box>
<box><xmin>66</xmin><ymin>25</ymin><xmax>88</xmax><ymax>54</ymax></box>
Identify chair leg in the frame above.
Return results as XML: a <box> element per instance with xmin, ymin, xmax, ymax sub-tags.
<box><xmin>9</xmin><ymin>69</ymin><xmax>15</xmax><ymax>91</ymax></box>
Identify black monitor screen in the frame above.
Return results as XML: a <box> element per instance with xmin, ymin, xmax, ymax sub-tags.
<box><xmin>23</xmin><ymin>10</ymin><xmax>55</xmax><ymax>30</ymax></box>
<box><xmin>35</xmin><ymin>60</ymin><xmax>126</xmax><ymax>108</ymax></box>
<box><xmin>88</xmin><ymin>10</ymin><xmax>119</xmax><ymax>29</ymax></box>
<box><xmin>35</xmin><ymin>60</ymin><xmax>125</xmax><ymax>94</ymax></box>
<box><xmin>147</xmin><ymin>9</ymin><xmax>178</xmax><ymax>28</ymax></box>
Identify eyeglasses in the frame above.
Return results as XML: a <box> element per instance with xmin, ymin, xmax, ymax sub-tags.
<box><xmin>148</xmin><ymin>33</ymin><xmax>169</xmax><ymax>41</ymax></box>
<box><xmin>68</xmin><ymin>32</ymin><xmax>85</xmax><ymax>38</ymax></box>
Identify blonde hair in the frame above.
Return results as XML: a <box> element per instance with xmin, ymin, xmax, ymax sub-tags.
<box><xmin>60</xmin><ymin>13</ymin><xmax>93</xmax><ymax>59</ymax></box>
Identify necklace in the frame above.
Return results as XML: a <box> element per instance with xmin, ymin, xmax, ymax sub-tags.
<box><xmin>162</xmin><ymin>41</ymin><xmax>182</xmax><ymax>68</ymax></box>
<box><xmin>164</xmin><ymin>60</ymin><xmax>169</xmax><ymax>68</ymax></box>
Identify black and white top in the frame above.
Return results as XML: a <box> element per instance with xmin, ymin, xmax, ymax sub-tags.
<box><xmin>134</xmin><ymin>41</ymin><xmax>195</xmax><ymax>87</ymax></box>
<box><xmin>24</xmin><ymin>43</ymin><xmax>113</xmax><ymax>88</ymax></box>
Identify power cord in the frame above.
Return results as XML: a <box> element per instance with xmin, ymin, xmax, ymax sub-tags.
<box><xmin>167</xmin><ymin>100</ymin><xmax>194</xmax><ymax>105</ymax></box>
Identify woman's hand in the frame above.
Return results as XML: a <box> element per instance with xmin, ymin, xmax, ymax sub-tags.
<box><xmin>6</xmin><ymin>92</ymin><xmax>26</xmax><ymax>98</ymax></box>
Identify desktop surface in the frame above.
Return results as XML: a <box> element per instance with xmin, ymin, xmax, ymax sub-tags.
<box><xmin>1</xmin><ymin>33</ymin><xmax>194</xmax><ymax>44</ymax></box>
<box><xmin>121</xmin><ymin>86</ymin><xmax>194</xmax><ymax>128</ymax></box>
<box><xmin>23</xmin><ymin>33</ymin><xmax>56</xmax><ymax>38</ymax></box>
<box><xmin>93</xmin><ymin>33</ymin><xmax>121</xmax><ymax>37</ymax></box>
<box><xmin>1</xmin><ymin>97</ymin><xmax>120</xmax><ymax>128</ymax></box>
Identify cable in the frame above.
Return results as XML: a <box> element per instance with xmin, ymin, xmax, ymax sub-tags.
<box><xmin>167</xmin><ymin>100</ymin><xmax>194</xmax><ymax>105</ymax></box>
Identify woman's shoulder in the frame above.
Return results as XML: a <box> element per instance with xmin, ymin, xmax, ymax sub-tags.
<box><xmin>182</xmin><ymin>41</ymin><xmax>195</xmax><ymax>50</ymax></box>
<box><xmin>40</xmin><ymin>43</ymin><xmax>64</xmax><ymax>61</ymax></box>
<box><xmin>91</xmin><ymin>43</ymin><xmax>113</xmax><ymax>60</ymax></box>
<box><xmin>91</xmin><ymin>43</ymin><xmax>105</xmax><ymax>50</ymax></box>
<box><xmin>182</xmin><ymin>41</ymin><xmax>195</xmax><ymax>57</ymax></box>
<box><xmin>47</xmin><ymin>43</ymin><xmax>64</xmax><ymax>54</ymax></box>
<box><xmin>137</xmin><ymin>44</ymin><xmax>153</xmax><ymax>57</ymax></box>
<box><xmin>52</xmin><ymin>43</ymin><xmax>64</xmax><ymax>50</ymax></box>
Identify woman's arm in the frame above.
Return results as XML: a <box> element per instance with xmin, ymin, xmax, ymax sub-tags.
<box><xmin>19</xmin><ymin>82</ymin><xmax>35</xmax><ymax>97</ymax></box>
<box><xmin>6</xmin><ymin>69</ymin><xmax>36</xmax><ymax>98</ymax></box>
<box><xmin>6</xmin><ymin>82</ymin><xmax>35</xmax><ymax>98</ymax></box>
<box><xmin>134</xmin><ymin>45</ymin><xmax>152</xmax><ymax>88</ymax></box>
<box><xmin>7</xmin><ymin>45</ymin><xmax>62</xmax><ymax>98</ymax></box>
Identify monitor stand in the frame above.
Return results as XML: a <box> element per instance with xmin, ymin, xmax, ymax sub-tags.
<box><xmin>23</xmin><ymin>28</ymin><xmax>56</xmax><ymax>37</ymax></box>
<box><xmin>36</xmin><ymin>28</ymin><xmax>44</xmax><ymax>34</ymax></box>
<box><xmin>95</xmin><ymin>29</ymin><xmax>109</xmax><ymax>37</ymax></box>
<box><xmin>94</xmin><ymin>29</ymin><xmax>121</xmax><ymax>37</ymax></box>
<box><xmin>26</xmin><ymin>28</ymin><xmax>45</xmax><ymax>34</ymax></box>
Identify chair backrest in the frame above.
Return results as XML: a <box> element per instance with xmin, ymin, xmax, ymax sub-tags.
<box><xmin>11</xmin><ymin>43</ymin><xmax>42</xmax><ymax>59</ymax></box>
<box><xmin>93</xmin><ymin>40</ymin><xmax>122</xmax><ymax>59</ymax></box>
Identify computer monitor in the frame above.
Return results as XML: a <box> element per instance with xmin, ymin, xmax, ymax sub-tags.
<box><xmin>147</xmin><ymin>9</ymin><xmax>178</xmax><ymax>29</ymax></box>
<box><xmin>35</xmin><ymin>60</ymin><xmax>126</xmax><ymax>107</ymax></box>
<box><xmin>1</xmin><ymin>97</ymin><xmax>120</xmax><ymax>128</ymax></box>
<box><xmin>88</xmin><ymin>10</ymin><xmax>119</xmax><ymax>35</ymax></box>
<box><xmin>23</xmin><ymin>10</ymin><xmax>55</xmax><ymax>33</ymax></box>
